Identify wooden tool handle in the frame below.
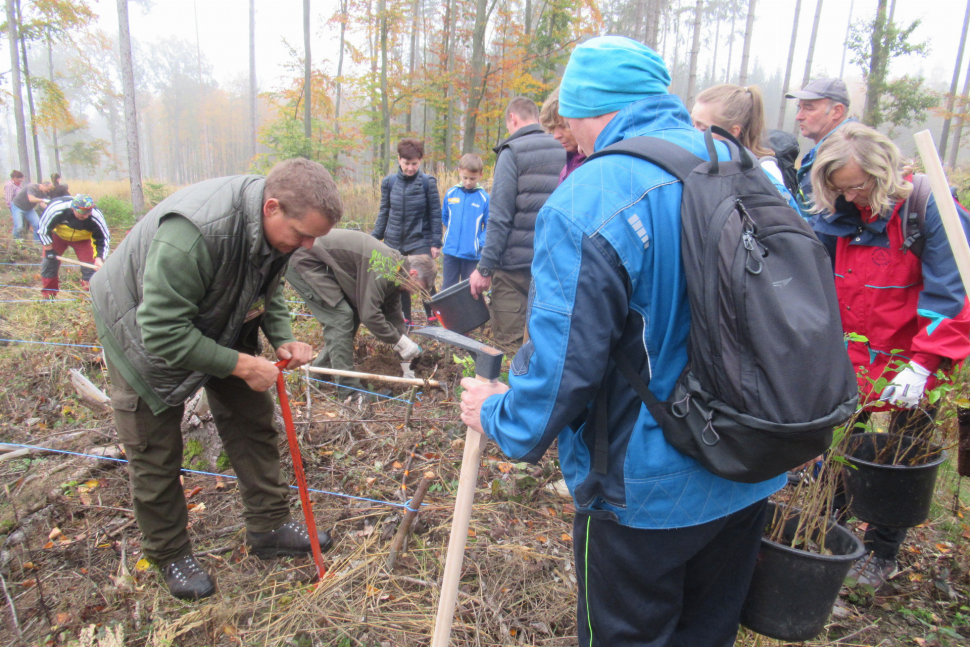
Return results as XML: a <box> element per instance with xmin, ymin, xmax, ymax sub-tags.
<box><xmin>305</xmin><ymin>365</ymin><xmax>439</xmax><ymax>387</ymax></box>
<box><xmin>913</xmin><ymin>131</ymin><xmax>970</xmax><ymax>296</ymax></box>
<box><xmin>55</xmin><ymin>255</ymin><xmax>98</xmax><ymax>270</ymax></box>
<box><xmin>431</xmin><ymin>375</ymin><xmax>493</xmax><ymax>647</ymax></box>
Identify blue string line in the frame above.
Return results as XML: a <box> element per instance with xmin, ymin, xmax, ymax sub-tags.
<box><xmin>0</xmin><ymin>284</ymin><xmax>87</xmax><ymax>293</ymax></box>
<box><xmin>301</xmin><ymin>373</ymin><xmax>413</xmax><ymax>404</ymax></box>
<box><xmin>0</xmin><ymin>442</ymin><xmax>423</xmax><ymax>510</ymax></box>
<box><xmin>0</xmin><ymin>262</ymin><xmax>42</xmax><ymax>266</ymax></box>
<box><xmin>0</xmin><ymin>338</ymin><xmax>102</xmax><ymax>349</ymax></box>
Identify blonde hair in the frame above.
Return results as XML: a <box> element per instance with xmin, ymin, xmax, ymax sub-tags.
<box><xmin>458</xmin><ymin>153</ymin><xmax>483</xmax><ymax>174</ymax></box>
<box><xmin>810</xmin><ymin>122</ymin><xmax>913</xmax><ymax>215</ymax></box>
<box><xmin>539</xmin><ymin>86</ymin><xmax>566</xmax><ymax>133</ymax></box>
<box><xmin>695</xmin><ymin>84</ymin><xmax>772</xmax><ymax>157</ymax></box>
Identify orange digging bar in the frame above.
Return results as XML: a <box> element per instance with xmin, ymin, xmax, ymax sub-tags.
<box><xmin>275</xmin><ymin>360</ymin><xmax>327</xmax><ymax>581</ymax></box>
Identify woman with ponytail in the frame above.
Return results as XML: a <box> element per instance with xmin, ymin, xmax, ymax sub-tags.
<box><xmin>690</xmin><ymin>85</ymin><xmax>785</xmax><ymax>182</ymax></box>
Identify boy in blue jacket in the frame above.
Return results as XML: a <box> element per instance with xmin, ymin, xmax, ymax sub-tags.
<box><xmin>441</xmin><ymin>154</ymin><xmax>489</xmax><ymax>289</ymax></box>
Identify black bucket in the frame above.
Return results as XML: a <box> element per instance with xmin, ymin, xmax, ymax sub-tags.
<box><xmin>425</xmin><ymin>279</ymin><xmax>490</xmax><ymax>334</ymax></box>
<box><xmin>843</xmin><ymin>433</ymin><xmax>946</xmax><ymax>528</ymax></box>
<box><xmin>741</xmin><ymin>502</ymin><xmax>865</xmax><ymax>642</ymax></box>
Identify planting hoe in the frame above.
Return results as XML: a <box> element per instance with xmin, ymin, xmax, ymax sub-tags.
<box><xmin>412</xmin><ymin>327</ymin><xmax>504</xmax><ymax>647</ymax></box>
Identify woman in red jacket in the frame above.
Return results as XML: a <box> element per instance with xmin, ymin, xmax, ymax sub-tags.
<box><xmin>812</xmin><ymin>122</ymin><xmax>970</xmax><ymax>589</ymax></box>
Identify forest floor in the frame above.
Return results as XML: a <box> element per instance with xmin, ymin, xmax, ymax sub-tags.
<box><xmin>0</xmin><ymin>228</ymin><xmax>968</xmax><ymax>647</ymax></box>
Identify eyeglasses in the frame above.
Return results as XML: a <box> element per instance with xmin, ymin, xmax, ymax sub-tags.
<box><xmin>829</xmin><ymin>176</ymin><xmax>873</xmax><ymax>196</ymax></box>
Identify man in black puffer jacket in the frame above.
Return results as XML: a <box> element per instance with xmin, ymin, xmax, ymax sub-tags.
<box><xmin>372</xmin><ymin>138</ymin><xmax>442</xmax><ymax>321</ymax></box>
<box><xmin>469</xmin><ymin>97</ymin><xmax>565</xmax><ymax>346</ymax></box>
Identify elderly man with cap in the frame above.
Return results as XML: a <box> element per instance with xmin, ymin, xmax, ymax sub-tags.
<box><xmin>459</xmin><ymin>36</ymin><xmax>785</xmax><ymax>647</ymax></box>
<box><xmin>785</xmin><ymin>78</ymin><xmax>857</xmax><ymax>218</ymax></box>
<box><xmin>38</xmin><ymin>194</ymin><xmax>110</xmax><ymax>297</ymax></box>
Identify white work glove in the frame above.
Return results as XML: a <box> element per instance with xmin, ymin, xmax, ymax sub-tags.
<box><xmin>401</xmin><ymin>362</ymin><xmax>416</xmax><ymax>380</ymax></box>
<box><xmin>394</xmin><ymin>335</ymin><xmax>422</xmax><ymax>361</ymax></box>
<box><xmin>879</xmin><ymin>362</ymin><xmax>931</xmax><ymax>409</ymax></box>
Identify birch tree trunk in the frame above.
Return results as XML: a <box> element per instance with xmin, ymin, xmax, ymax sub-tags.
<box><xmin>799</xmin><ymin>0</ymin><xmax>824</xmax><ymax>90</ymax></box>
<box><xmin>379</xmin><ymin>0</ymin><xmax>391</xmax><ymax>174</ymax></box>
<box><xmin>839</xmin><ymin>0</ymin><xmax>854</xmax><ymax>78</ymax></box>
<box><xmin>709</xmin><ymin>5</ymin><xmax>720</xmax><ymax>85</ymax></box>
<box><xmin>5</xmin><ymin>0</ymin><xmax>29</xmax><ymax>180</ymax></box>
<box><xmin>117</xmin><ymin>0</ymin><xmax>145</xmax><ymax>214</ymax></box>
<box><xmin>863</xmin><ymin>0</ymin><xmax>888</xmax><ymax>126</ymax></box>
<box><xmin>941</xmin><ymin>0</ymin><xmax>970</xmax><ymax>163</ymax></box>
<box><xmin>17</xmin><ymin>0</ymin><xmax>41</xmax><ymax>180</ymax></box>
<box><xmin>725</xmin><ymin>3</ymin><xmax>736</xmax><ymax>83</ymax></box>
<box><xmin>777</xmin><ymin>0</ymin><xmax>802</xmax><ymax>128</ymax></box>
<box><xmin>303</xmin><ymin>0</ymin><xmax>312</xmax><ymax>143</ymax></box>
<box><xmin>406</xmin><ymin>0</ymin><xmax>418</xmax><ymax>132</ymax></box>
<box><xmin>949</xmin><ymin>54</ymin><xmax>970</xmax><ymax>169</ymax></box>
<box><xmin>685</xmin><ymin>0</ymin><xmax>704</xmax><ymax>110</ymax></box>
<box><xmin>443</xmin><ymin>0</ymin><xmax>457</xmax><ymax>167</ymax></box>
<box><xmin>462</xmin><ymin>0</ymin><xmax>489</xmax><ymax>154</ymax></box>
<box><xmin>737</xmin><ymin>0</ymin><xmax>756</xmax><ymax>86</ymax></box>
<box><xmin>47</xmin><ymin>32</ymin><xmax>61</xmax><ymax>175</ymax></box>
<box><xmin>250</xmin><ymin>0</ymin><xmax>257</xmax><ymax>161</ymax></box>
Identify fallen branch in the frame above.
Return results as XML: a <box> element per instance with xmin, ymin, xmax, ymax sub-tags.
<box><xmin>70</xmin><ymin>369</ymin><xmax>110</xmax><ymax>412</ymax></box>
<box><xmin>305</xmin><ymin>365</ymin><xmax>439</xmax><ymax>388</ymax></box>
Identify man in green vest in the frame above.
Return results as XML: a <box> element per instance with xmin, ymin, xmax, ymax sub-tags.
<box><xmin>91</xmin><ymin>158</ymin><xmax>342</xmax><ymax>600</ymax></box>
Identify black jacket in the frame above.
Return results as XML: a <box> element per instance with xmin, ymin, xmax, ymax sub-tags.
<box><xmin>372</xmin><ymin>170</ymin><xmax>442</xmax><ymax>254</ymax></box>
<box><xmin>479</xmin><ymin>124</ymin><xmax>565</xmax><ymax>271</ymax></box>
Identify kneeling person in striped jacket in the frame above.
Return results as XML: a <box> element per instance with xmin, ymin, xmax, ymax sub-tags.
<box><xmin>39</xmin><ymin>194</ymin><xmax>110</xmax><ymax>297</ymax></box>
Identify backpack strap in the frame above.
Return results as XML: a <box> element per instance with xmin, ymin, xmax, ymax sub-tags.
<box><xmin>584</xmin><ymin>136</ymin><xmax>705</xmax><ymax>182</ymax></box>
<box><xmin>900</xmin><ymin>174</ymin><xmax>932</xmax><ymax>257</ymax></box>
<box><xmin>593</xmin><ymin>346</ymin><xmax>666</xmax><ymax>475</ymax></box>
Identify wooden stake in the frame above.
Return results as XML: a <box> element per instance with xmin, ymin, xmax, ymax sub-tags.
<box><xmin>386</xmin><ymin>471</ymin><xmax>435</xmax><ymax>571</ymax></box>
<box><xmin>306</xmin><ymin>365</ymin><xmax>439</xmax><ymax>387</ymax></box>
<box><xmin>913</xmin><ymin>131</ymin><xmax>970</xmax><ymax>295</ymax></box>
<box><xmin>55</xmin><ymin>255</ymin><xmax>98</xmax><ymax>270</ymax></box>
<box><xmin>404</xmin><ymin>386</ymin><xmax>417</xmax><ymax>428</ymax></box>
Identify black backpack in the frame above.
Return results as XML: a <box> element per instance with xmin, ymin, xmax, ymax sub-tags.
<box><xmin>585</xmin><ymin>127</ymin><xmax>858</xmax><ymax>484</ymax></box>
<box><xmin>766</xmin><ymin>129</ymin><xmax>800</xmax><ymax>197</ymax></box>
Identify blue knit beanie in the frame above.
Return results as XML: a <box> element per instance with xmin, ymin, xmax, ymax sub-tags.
<box><xmin>559</xmin><ymin>36</ymin><xmax>671</xmax><ymax>119</ymax></box>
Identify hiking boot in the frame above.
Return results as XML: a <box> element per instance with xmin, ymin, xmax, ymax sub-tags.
<box><xmin>161</xmin><ymin>554</ymin><xmax>215</xmax><ymax>600</ymax></box>
<box><xmin>846</xmin><ymin>554</ymin><xmax>898</xmax><ymax>590</ymax></box>
<box><xmin>247</xmin><ymin>520</ymin><xmax>333</xmax><ymax>559</ymax></box>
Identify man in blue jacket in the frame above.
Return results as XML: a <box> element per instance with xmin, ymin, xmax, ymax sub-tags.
<box><xmin>460</xmin><ymin>36</ymin><xmax>785</xmax><ymax>647</ymax></box>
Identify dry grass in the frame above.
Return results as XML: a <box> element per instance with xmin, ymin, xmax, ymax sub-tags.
<box><xmin>65</xmin><ymin>180</ymin><xmax>133</xmax><ymax>203</ymax></box>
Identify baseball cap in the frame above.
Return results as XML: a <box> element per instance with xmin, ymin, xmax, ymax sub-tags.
<box><xmin>72</xmin><ymin>194</ymin><xmax>94</xmax><ymax>210</ymax></box>
<box><xmin>785</xmin><ymin>78</ymin><xmax>850</xmax><ymax>107</ymax></box>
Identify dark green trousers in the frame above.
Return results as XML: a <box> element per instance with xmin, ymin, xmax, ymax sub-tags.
<box><xmin>106</xmin><ymin>359</ymin><xmax>291</xmax><ymax>565</ymax></box>
<box><xmin>286</xmin><ymin>269</ymin><xmax>363</xmax><ymax>398</ymax></box>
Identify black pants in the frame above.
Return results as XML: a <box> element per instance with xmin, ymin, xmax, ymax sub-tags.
<box><xmin>442</xmin><ymin>255</ymin><xmax>478</xmax><ymax>289</ymax></box>
<box><xmin>835</xmin><ymin>408</ymin><xmax>936</xmax><ymax>559</ymax></box>
<box><xmin>574</xmin><ymin>499</ymin><xmax>767</xmax><ymax>647</ymax></box>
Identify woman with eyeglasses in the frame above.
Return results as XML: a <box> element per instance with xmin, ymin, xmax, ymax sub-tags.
<box><xmin>811</xmin><ymin>122</ymin><xmax>970</xmax><ymax>589</ymax></box>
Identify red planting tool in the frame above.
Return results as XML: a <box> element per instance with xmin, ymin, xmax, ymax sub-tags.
<box><xmin>275</xmin><ymin>359</ymin><xmax>327</xmax><ymax>581</ymax></box>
